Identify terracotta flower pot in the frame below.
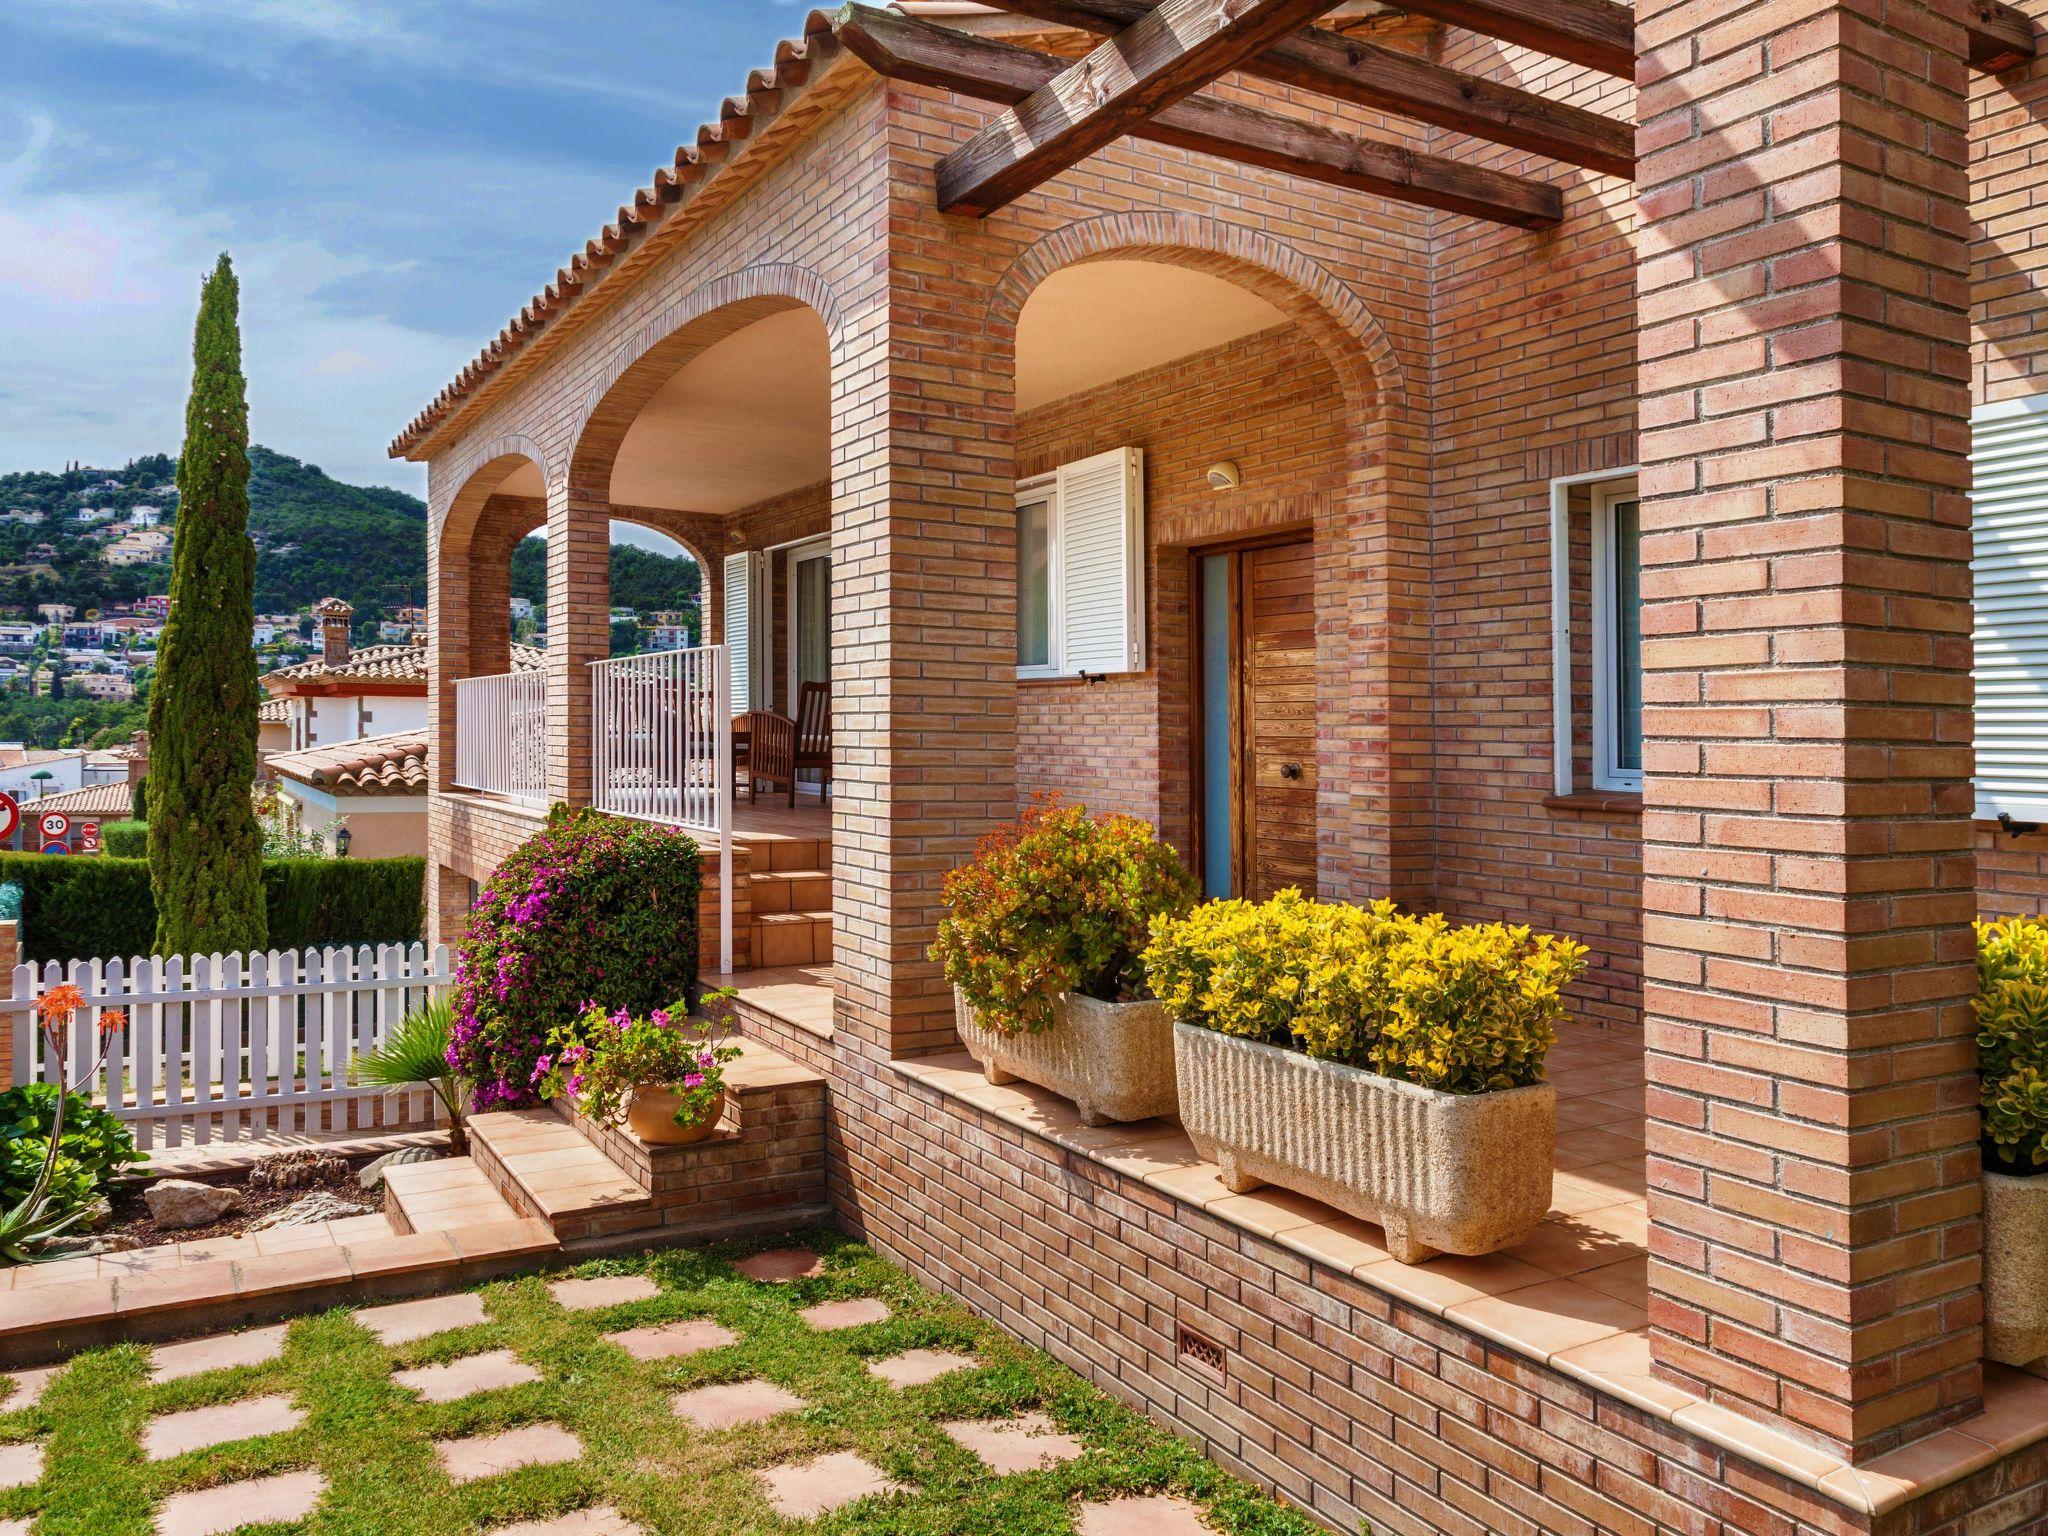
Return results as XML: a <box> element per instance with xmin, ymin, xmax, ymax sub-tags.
<box><xmin>955</xmin><ymin>988</ymin><xmax>1177</xmax><ymax>1126</ymax></box>
<box><xmin>1985</xmin><ymin>1168</ymin><xmax>2048</xmax><ymax>1366</ymax></box>
<box><xmin>625</xmin><ymin>1084</ymin><xmax>723</xmax><ymax>1146</ymax></box>
<box><xmin>1172</xmin><ymin>1021</ymin><xmax>1555</xmax><ymax>1264</ymax></box>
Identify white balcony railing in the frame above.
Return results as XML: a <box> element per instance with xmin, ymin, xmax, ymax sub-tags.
<box><xmin>454</xmin><ymin>669</ymin><xmax>547</xmax><ymax>804</ymax></box>
<box><xmin>591</xmin><ymin>644</ymin><xmax>733</xmax><ymax>972</ymax></box>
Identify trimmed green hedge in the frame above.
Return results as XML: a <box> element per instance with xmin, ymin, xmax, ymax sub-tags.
<box><xmin>0</xmin><ymin>854</ymin><xmax>424</xmax><ymax>963</ymax></box>
<box><xmin>102</xmin><ymin>820</ymin><xmax>148</xmax><ymax>859</ymax></box>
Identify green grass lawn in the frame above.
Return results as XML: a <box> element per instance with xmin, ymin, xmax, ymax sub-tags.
<box><xmin>0</xmin><ymin>1228</ymin><xmax>1326</xmax><ymax>1535</ymax></box>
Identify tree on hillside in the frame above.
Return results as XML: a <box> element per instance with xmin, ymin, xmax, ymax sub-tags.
<box><xmin>147</xmin><ymin>254</ymin><xmax>267</xmax><ymax>955</ymax></box>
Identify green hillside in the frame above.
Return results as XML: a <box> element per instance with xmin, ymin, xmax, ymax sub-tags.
<box><xmin>0</xmin><ymin>449</ymin><xmax>703</xmax><ymax>628</ymax></box>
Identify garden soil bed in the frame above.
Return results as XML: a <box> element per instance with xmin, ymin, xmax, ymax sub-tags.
<box><xmin>99</xmin><ymin>1152</ymin><xmax>385</xmax><ymax>1250</ymax></box>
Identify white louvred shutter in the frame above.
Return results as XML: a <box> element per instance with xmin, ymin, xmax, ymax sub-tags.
<box><xmin>1972</xmin><ymin>394</ymin><xmax>2048</xmax><ymax>819</ymax></box>
<box><xmin>722</xmin><ymin>551</ymin><xmax>760</xmax><ymax>714</ymax></box>
<box><xmin>1056</xmin><ymin>446</ymin><xmax>1145</xmax><ymax>675</ymax></box>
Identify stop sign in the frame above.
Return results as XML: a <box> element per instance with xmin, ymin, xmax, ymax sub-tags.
<box><xmin>78</xmin><ymin>821</ymin><xmax>100</xmax><ymax>853</ymax></box>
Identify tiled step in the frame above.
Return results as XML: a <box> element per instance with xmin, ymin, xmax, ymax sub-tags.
<box><xmin>384</xmin><ymin>1156</ymin><xmax>526</xmax><ymax>1234</ymax></box>
<box><xmin>735</xmin><ymin>834</ymin><xmax>830</xmax><ymax>874</ymax></box>
<box><xmin>751</xmin><ymin>909</ymin><xmax>832</xmax><ymax>967</ymax></box>
<box><xmin>749</xmin><ymin>869</ymin><xmax>831</xmax><ymax>914</ymax></box>
<box><xmin>467</xmin><ymin>1110</ymin><xmax>653</xmax><ymax>1243</ymax></box>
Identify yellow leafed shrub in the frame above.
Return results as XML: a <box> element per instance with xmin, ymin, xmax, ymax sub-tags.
<box><xmin>1144</xmin><ymin>893</ymin><xmax>1587</xmax><ymax>1094</ymax></box>
<box><xmin>1976</xmin><ymin>916</ymin><xmax>2048</xmax><ymax>1173</ymax></box>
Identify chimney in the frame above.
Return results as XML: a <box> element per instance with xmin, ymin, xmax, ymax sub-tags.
<box><xmin>126</xmin><ymin>730</ymin><xmax>149</xmax><ymax>785</ymax></box>
<box><xmin>314</xmin><ymin>597</ymin><xmax>354</xmax><ymax>667</ymax></box>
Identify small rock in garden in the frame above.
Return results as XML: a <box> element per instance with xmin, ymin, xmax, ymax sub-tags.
<box><xmin>357</xmin><ymin>1147</ymin><xmax>441</xmax><ymax>1193</ymax></box>
<box><xmin>37</xmin><ymin>1232</ymin><xmax>141</xmax><ymax>1258</ymax></box>
<box><xmin>144</xmin><ymin>1179</ymin><xmax>241</xmax><ymax>1229</ymax></box>
<box><xmin>246</xmin><ymin>1191</ymin><xmax>369</xmax><ymax>1231</ymax></box>
<box><xmin>247</xmin><ymin>1150</ymin><xmax>350</xmax><ymax>1192</ymax></box>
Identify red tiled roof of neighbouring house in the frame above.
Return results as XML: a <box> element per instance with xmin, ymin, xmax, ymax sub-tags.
<box><xmin>263</xmin><ymin>641</ymin><xmax>543</xmax><ymax>693</ymax></box>
<box><xmin>268</xmin><ymin>732</ymin><xmax>430</xmax><ymax>796</ymax></box>
<box><xmin>258</xmin><ymin>697</ymin><xmax>290</xmax><ymax>723</ymax></box>
<box><xmin>21</xmin><ymin>781</ymin><xmax>135</xmax><ymax>819</ymax></box>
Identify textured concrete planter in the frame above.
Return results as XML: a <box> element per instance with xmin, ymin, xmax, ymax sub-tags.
<box><xmin>955</xmin><ymin>989</ymin><xmax>1177</xmax><ymax>1126</ymax></box>
<box><xmin>1985</xmin><ymin>1169</ymin><xmax>2048</xmax><ymax>1365</ymax></box>
<box><xmin>1172</xmin><ymin>1021</ymin><xmax>1554</xmax><ymax>1263</ymax></box>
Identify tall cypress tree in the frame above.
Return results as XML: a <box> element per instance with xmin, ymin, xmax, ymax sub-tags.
<box><xmin>148</xmin><ymin>254</ymin><xmax>267</xmax><ymax>955</ymax></box>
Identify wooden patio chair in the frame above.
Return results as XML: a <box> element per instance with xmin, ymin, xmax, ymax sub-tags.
<box><xmin>738</xmin><ymin>708</ymin><xmax>795</xmax><ymax>805</ymax></box>
<box><xmin>794</xmin><ymin>680</ymin><xmax>831</xmax><ymax>804</ymax></box>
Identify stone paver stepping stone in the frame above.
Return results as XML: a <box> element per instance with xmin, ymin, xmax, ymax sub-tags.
<box><xmin>144</xmin><ymin>1394</ymin><xmax>303</xmax><ymax>1461</ymax></box>
<box><xmin>606</xmin><ymin>1319</ymin><xmax>738</xmax><ymax>1361</ymax></box>
<box><xmin>154</xmin><ymin>1467</ymin><xmax>325</xmax><ymax>1536</ymax></box>
<box><xmin>394</xmin><ymin>1348</ymin><xmax>541</xmax><ymax>1403</ymax></box>
<box><xmin>0</xmin><ymin>1441</ymin><xmax>41</xmax><ymax>1489</ymax></box>
<box><xmin>1</xmin><ymin>1517</ymin><xmax>30</xmax><ymax>1536</ymax></box>
<box><xmin>357</xmin><ymin>1292</ymin><xmax>487</xmax><ymax>1345</ymax></box>
<box><xmin>1076</xmin><ymin>1495</ymin><xmax>1214</xmax><ymax>1536</ymax></box>
<box><xmin>798</xmin><ymin>1297</ymin><xmax>890</xmax><ymax>1331</ymax></box>
<box><xmin>943</xmin><ymin>1411</ymin><xmax>1085</xmax><ymax>1475</ymax></box>
<box><xmin>734</xmin><ymin>1247</ymin><xmax>823</xmax><ymax>1283</ymax></box>
<box><xmin>760</xmin><ymin>1450</ymin><xmax>906</xmax><ymax>1519</ymax></box>
<box><xmin>670</xmin><ymin>1378</ymin><xmax>807</xmax><ymax>1429</ymax></box>
<box><xmin>3</xmin><ymin>1365</ymin><xmax>60</xmax><ymax>1410</ymax></box>
<box><xmin>150</xmin><ymin>1324</ymin><xmax>290</xmax><ymax>1383</ymax></box>
<box><xmin>436</xmin><ymin>1422</ymin><xmax>583</xmax><ymax>1484</ymax></box>
<box><xmin>867</xmin><ymin>1348</ymin><xmax>977</xmax><ymax>1390</ymax></box>
<box><xmin>488</xmin><ymin>1509</ymin><xmax>649</xmax><ymax>1536</ymax></box>
<box><xmin>549</xmin><ymin>1274</ymin><xmax>659</xmax><ymax>1310</ymax></box>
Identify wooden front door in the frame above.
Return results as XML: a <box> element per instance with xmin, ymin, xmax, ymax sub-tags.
<box><xmin>1195</xmin><ymin>536</ymin><xmax>1318</xmax><ymax>899</ymax></box>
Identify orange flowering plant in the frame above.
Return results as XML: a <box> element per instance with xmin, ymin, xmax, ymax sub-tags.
<box><xmin>930</xmin><ymin>798</ymin><xmax>1197</xmax><ymax>1035</ymax></box>
<box><xmin>0</xmin><ymin>984</ymin><xmax>132</xmax><ymax>1264</ymax></box>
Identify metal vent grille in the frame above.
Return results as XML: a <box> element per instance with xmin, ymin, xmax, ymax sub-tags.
<box><xmin>1177</xmin><ymin>1323</ymin><xmax>1226</xmax><ymax>1383</ymax></box>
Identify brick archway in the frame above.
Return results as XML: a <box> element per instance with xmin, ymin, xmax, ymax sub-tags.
<box><xmin>989</xmin><ymin>213</ymin><xmax>1424</xmax><ymax>905</ymax></box>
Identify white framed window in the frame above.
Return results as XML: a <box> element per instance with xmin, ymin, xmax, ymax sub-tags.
<box><xmin>1549</xmin><ymin>468</ymin><xmax>1643</xmax><ymax>796</ymax></box>
<box><xmin>1972</xmin><ymin>394</ymin><xmax>2048</xmax><ymax>820</ymax></box>
<box><xmin>1014</xmin><ymin>447</ymin><xmax>1145</xmax><ymax>679</ymax></box>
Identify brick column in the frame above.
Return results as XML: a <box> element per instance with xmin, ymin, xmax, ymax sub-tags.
<box><xmin>546</xmin><ymin>478</ymin><xmax>610</xmax><ymax>807</ymax></box>
<box><xmin>1635</xmin><ymin>0</ymin><xmax>1981</xmax><ymax>1461</ymax></box>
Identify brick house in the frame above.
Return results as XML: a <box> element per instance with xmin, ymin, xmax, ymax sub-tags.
<box><xmin>394</xmin><ymin>1</ymin><xmax>2048</xmax><ymax>1530</ymax></box>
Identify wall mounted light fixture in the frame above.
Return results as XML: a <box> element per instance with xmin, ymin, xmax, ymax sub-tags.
<box><xmin>1205</xmin><ymin>460</ymin><xmax>1242</xmax><ymax>492</ymax></box>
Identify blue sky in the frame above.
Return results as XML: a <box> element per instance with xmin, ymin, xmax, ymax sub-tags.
<box><xmin>0</xmin><ymin>1</ymin><xmax>811</xmax><ymax>504</ymax></box>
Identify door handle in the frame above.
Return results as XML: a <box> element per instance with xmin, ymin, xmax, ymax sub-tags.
<box><xmin>1279</xmin><ymin>762</ymin><xmax>1303</xmax><ymax>781</ymax></box>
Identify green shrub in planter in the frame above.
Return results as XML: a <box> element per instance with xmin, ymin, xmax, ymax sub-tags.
<box><xmin>929</xmin><ymin>799</ymin><xmax>1196</xmax><ymax>1036</ymax></box>
<box><xmin>1976</xmin><ymin>916</ymin><xmax>2048</xmax><ymax>1174</ymax></box>
<box><xmin>101</xmin><ymin>821</ymin><xmax>148</xmax><ymax>859</ymax></box>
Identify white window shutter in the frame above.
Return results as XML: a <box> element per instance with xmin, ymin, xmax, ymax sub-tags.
<box><xmin>1056</xmin><ymin>446</ymin><xmax>1145</xmax><ymax>675</ymax></box>
<box><xmin>1972</xmin><ymin>394</ymin><xmax>2048</xmax><ymax>819</ymax></box>
<box><xmin>723</xmin><ymin>551</ymin><xmax>761</xmax><ymax>713</ymax></box>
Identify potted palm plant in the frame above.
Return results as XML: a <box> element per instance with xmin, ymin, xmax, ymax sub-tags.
<box><xmin>1975</xmin><ymin>917</ymin><xmax>2048</xmax><ymax>1366</ymax></box>
<box><xmin>354</xmin><ymin>996</ymin><xmax>470</xmax><ymax>1155</ymax></box>
<box><xmin>931</xmin><ymin>800</ymin><xmax>1196</xmax><ymax>1127</ymax></box>
<box><xmin>1146</xmin><ymin>893</ymin><xmax>1585</xmax><ymax>1264</ymax></box>
<box><xmin>534</xmin><ymin>1001</ymin><xmax>739</xmax><ymax>1146</ymax></box>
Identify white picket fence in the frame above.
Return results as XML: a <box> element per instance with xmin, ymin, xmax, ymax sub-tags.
<box><xmin>5</xmin><ymin>943</ymin><xmax>452</xmax><ymax>1150</ymax></box>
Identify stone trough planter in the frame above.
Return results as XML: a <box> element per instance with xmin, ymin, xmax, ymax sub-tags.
<box><xmin>1985</xmin><ymin>1169</ymin><xmax>2048</xmax><ymax>1366</ymax></box>
<box><xmin>1172</xmin><ymin>1021</ymin><xmax>1555</xmax><ymax>1263</ymax></box>
<box><xmin>955</xmin><ymin>989</ymin><xmax>1177</xmax><ymax>1126</ymax></box>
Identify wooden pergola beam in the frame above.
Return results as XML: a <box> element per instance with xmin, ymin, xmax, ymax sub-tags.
<box><xmin>976</xmin><ymin>0</ymin><xmax>1632</xmax><ymax>176</ymax></box>
<box><xmin>837</xmin><ymin>4</ymin><xmax>1563</xmax><ymax>226</ymax></box>
<box><xmin>934</xmin><ymin>0</ymin><xmax>1351</xmax><ymax>216</ymax></box>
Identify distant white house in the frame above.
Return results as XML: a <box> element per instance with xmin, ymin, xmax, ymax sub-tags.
<box><xmin>252</xmin><ymin>621</ymin><xmax>277</xmax><ymax>645</ymax></box>
<box><xmin>509</xmin><ymin>597</ymin><xmax>535</xmax><ymax>621</ymax></box>
<box><xmin>130</xmin><ymin>506</ymin><xmax>162</xmax><ymax>527</ymax></box>
<box><xmin>3</xmin><ymin>510</ymin><xmax>44</xmax><ymax>526</ymax></box>
<box><xmin>645</xmin><ymin>623</ymin><xmax>692</xmax><ymax>652</ymax></box>
<box><xmin>72</xmin><ymin>507</ymin><xmax>115</xmax><ymax>524</ymax></box>
<box><xmin>0</xmin><ymin>626</ymin><xmax>37</xmax><ymax>654</ymax></box>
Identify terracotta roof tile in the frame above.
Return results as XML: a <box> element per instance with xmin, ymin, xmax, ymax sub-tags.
<box><xmin>268</xmin><ymin>732</ymin><xmax>430</xmax><ymax>796</ymax></box>
<box><xmin>264</xmin><ymin>642</ymin><xmax>542</xmax><ymax>690</ymax></box>
<box><xmin>20</xmin><ymin>781</ymin><xmax>135</xmax><ymax>819</ymax></box>
<box><xmin>259</xmin><ymin>697</ymin><xmax>291</xmax><ymax>723</ymax></box>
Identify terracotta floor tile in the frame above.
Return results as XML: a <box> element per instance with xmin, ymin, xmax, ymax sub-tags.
<box><xmin>1075</xmin><ymin>1495</ymin><xmax>1214</xmax><ymax>1535</ymax></box>
<box><xmin>144</xmin><ymin>1394</ymin><xmax>303</xmax><ymax>1461</ymax></box>
<box><xmin>549</xmin><ymin>1275</ymin><xmax>659</xmax><ymax>1311</ymax></box>
<box><xmin>0</xmin><ymin>1441</ymin><xmax>40</xmax><ymax>1489</ymax></box>
<box><xmin>356</xmin><ymin>1292</ymin><xmax>487</xmax><ymax>1344</ymax></box>
<box><xmin>798</xmin><ymin>1297</ymin><xmax>890</xmax><ymax>1331</ymax></box>
<box><xmin>1965</xmin><ymin>1366</ymin><xmax>2048</xmax><ymax>1456</ymax></box>
<box><xmin>1355</xmin><ymin>1253</ymin><xmax>1550</xmax><ymax>1315</ymax></box>
<box><xmin>154</xmin><ymin>1468</ymin><xmax>324</xmax><ymax>1536</ymax></box>
<box><xmin>435</xmin><ymin>1422</ymin><xmax>582</xmax><ymax>1484</ymax></box>
<box><xmin>1505</xmin><ymin>1216</ymin><xmax>1644</xmax><ymax>1279</ymax></box>
<box><xmin>1144</xmin><ymin>1163</ymin><xmax>1237</xmax><ymax>1205</ymax></box>
<box><xmin>733</xmin><ymin>1248</ymin><xmax>823</xmax><ymax>1283</ymax></box>
<box><xmin>394</xmin><ymin>1349</ymin><xmax>541</xmax><ymax>1404</ymax></box>
<box><xmin>867</xmin><ymin>1349</ymin><xmax>977</xmax><ymax>1389</ymax></box>
<box><xmin>1205</xmin><ymin>1187</ymin><xmax>1331</xmax><ymax>1240</ymax></box>
<box><xmin>485</xmin><ymin>1508</ymin><xmax>650</xmax><ymax>1536</ymax></box>
<box><xmin>942</xmin><ymin>1411</ymin><xmax>1085</xmax><ymax>1475</ymax></box>
<box><xmin>1278</xmin><ymin>1215</ymin><xmax>1393</xmax><ymax>1273</ymax></box>
<box><xmin>2</xmin><ymin>1365</ymin><xmax>60</xmax><ymax>1411</ymax></box>
<box><xmin>1550</xmin><ymin>1329</ymin><xmax>1697</xmax><ymax>1418</ymax></box>
<box><xmin>670</xmin><ymin>1378</ymin><xmax>806</xmax><ymax>1429</ymax></box>
<box><xmin>1576</xmin><ymin>1254</ymin><xmax>1650</xmax><ymax>1304</ymax></box>
<box><xmin>759</xmin><ymin>1450</ymin><xmax>906</xmax><ymax>1519</ymax></box>
<box><xmin>606</xmin><ymin>1319</ymin><xmax>738</xmax><ymax>1361</ymax></box>
<box><xmin>1444</xmin><ymin>1277</ymin><xmax>1647</xmax><ymax>1362</ymax></box>
<box><xmin>1552</xmin><ymin>1127</ymin><xmax>1648</xmax><ymax>1169</ymax></box>
<box><xmin>150</xmin><ymin>1324</ymin><xmax>291</xmax><ymax>1383</ymax></box>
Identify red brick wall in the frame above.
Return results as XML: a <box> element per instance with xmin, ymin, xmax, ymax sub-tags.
<box><xmin>1013</xmin><ymin>323</ymin><xmax>1349</xmax><ymax>860</ymax></box>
